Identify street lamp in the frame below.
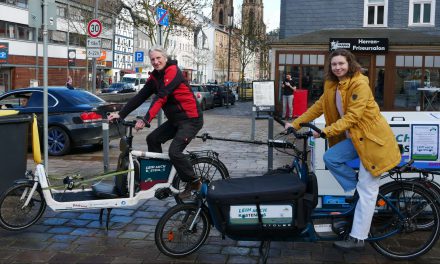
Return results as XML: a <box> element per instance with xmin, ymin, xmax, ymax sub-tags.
<box><xmin>226</xmin><ymin>11</ymin><xmax>233</xmax><ymax>108</ymax></box>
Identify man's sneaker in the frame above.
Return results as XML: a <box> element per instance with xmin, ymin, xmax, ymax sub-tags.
<box><xmin>178</xmin><ymin>179</ymin><xmax>202</xmax><ymax>199</ymax></box>
<box><xmin>333</xmin><ymin>236</ymin><xmax>365</xmax><ymax>250</ymax></box>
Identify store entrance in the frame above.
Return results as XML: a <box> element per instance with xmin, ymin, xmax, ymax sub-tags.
<box><xmin>356</xmin><ymin>55</ymin><xmax>371</xmax><ymax>78</ymax></box>
<box><xmin>0</xmin><ymin>68</ymin><xmax>11</xmax><ymax>93</ymax></box>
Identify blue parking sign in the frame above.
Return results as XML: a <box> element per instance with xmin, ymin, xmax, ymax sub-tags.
<box><xmin>135</xmin><ymin>51</ymin><xmax>144</xmax><ymax>62</ymax></box>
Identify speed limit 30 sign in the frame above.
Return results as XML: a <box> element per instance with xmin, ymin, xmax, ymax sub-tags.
<box><xmin>87</xmin><ymin>19</ymin><xmax>102</xmax><ymax>38</ymax></box>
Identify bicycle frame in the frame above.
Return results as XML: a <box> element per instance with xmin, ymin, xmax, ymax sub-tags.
<box><xmin>21</xmin><ymin>115</ymin><xmax>182</xmax><ymax>212</ymax></box>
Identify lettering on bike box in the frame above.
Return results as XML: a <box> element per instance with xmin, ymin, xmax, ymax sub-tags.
<box><xmin>139</xmin><ymin>158</ymin><xmax>172</xmax><ymax>190</ymax></box>
<box><xmin>206</xmin><ymin>173</ymin><xmax>306</xmax><ymax>241</ymax></box>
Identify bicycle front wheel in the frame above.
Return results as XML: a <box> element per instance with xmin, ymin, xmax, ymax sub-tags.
<box><xmin>370</xmin><ymin>182</ymin><xmax>440</xmax><ymax>260</ymax></box>
<box><xmin>155</xmin><ymin>203</ymin><xmax>210</xmax><ymax>257</ymax></box>
<box><xmin>173</xmin><ymin>156</ymin><xmax>230</xmax><ymax>204</ymax></box>
<box><xmin>0</xmin><ymin>183</ymin><xmax>46</xmax><ymax>231</ymax></box>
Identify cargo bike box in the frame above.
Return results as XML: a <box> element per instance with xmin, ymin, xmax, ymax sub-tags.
<box><xmin>206</xmin><ymin>173</ymin><xmax>308</xmax><ymax>241</ymax></box>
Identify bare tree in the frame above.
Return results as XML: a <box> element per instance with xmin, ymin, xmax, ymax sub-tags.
<box><xmin>120</xmin><ymin>0</ymin><xmax>211</xmax><ymax>48</ymax></box>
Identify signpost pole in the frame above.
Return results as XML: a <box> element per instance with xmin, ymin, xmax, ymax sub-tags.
<box><xmin>157</xmin><ymin>24</ymin><xmax>163</xmax><ymax>126</ymax></box>
<box><xmin>43</xmin><ymin>0</ymin><xmax>49</xmax><ymax>172</ymax></box>
<box><xmin>91</xmin><ymin>0</ymin><xmax>99</xmax><ymax>94</ymax></box>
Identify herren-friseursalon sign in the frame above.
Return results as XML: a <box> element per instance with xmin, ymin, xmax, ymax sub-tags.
<box><xmin>329</xmin><ymin>38</ymin><xmax>388</xmax><ymax>53</ymax></box>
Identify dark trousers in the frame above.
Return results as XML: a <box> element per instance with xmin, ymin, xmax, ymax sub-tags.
<box><xmin>146</xmin><ymin>117</ymin><xmax>203</xmax><ymax>182</ymax></box>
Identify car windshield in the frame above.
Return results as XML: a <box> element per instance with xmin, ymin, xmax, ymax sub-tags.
<box><xmin>121</xmin><ymin>77</ymin><xmax>136</xmax><ymax>84</ymax></box>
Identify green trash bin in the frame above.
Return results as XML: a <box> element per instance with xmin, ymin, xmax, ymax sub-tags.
<box><xmin>0</xmin><ymin>114</ymin><xmax>32</xmax><ymax>195</ymax></box>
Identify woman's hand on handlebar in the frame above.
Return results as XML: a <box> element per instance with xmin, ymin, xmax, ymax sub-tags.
<box><xmin>312</xmin><ymin>131</ymin><xmax>321</xmax><ymax>138</ymax></box>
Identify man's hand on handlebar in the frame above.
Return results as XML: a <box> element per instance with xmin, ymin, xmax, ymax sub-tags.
<box><xmin>108</xmin><ymin>112</ymin><xmax>120</xmax><ymax>122</ymax></box>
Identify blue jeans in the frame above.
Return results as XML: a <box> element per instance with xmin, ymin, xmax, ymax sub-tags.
<box><xmin>323</xmin><ymin>138</ymin><xmax>380</xmax><ymax>240</ymax></box>
<box><xmin>323</xmin><ymin>139</ymin><xmax>358</xmax><ymax>192</ymax></box>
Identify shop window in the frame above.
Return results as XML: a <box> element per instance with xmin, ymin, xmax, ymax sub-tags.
<box><xmin>394</xmin><ymin>68</ymin><xmax>422</xmax><ymax>109</ymax></box>
<box><xmin>424</xmin><ymin>68</ymin><xmax>440</xmax><ymax>87</ymax></box>
<box><xmin>51</xmin><ymin>31</ymin><xmax>67</xmax><ymax>44</ymax></box>
<box><xmin>0</xmin><ymin>21</ymin><xmax>6</xmax><ymax>38</ymax></box>
<box><xmin>409</xmin><ymin>0</ymin><xmax>435</xmax><ymax>26</ymax></box>
<box><xmin>57</xmin><ymin>5</ymin><xmax>66</xmax><ymax>18</ymax></box>
<box><xmin>302</xmin><ymin>66</ymin><xmax>324</xmax><ymax>102</ymax></box>
<box><xmin>364</xmin><ymin>0</ymin><xmax>388</xmax><ymax>27</ymax></box>
<box><xmin>376</xmin><ymin>55</ymin><xmax>385</xmax><ymax>66</ymax></box>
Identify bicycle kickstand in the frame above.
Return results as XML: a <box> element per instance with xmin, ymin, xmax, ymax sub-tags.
<box><xmin>99</xmin><ymin>208</ymin><xmax>113</xmax><ymax>230</ymax></box>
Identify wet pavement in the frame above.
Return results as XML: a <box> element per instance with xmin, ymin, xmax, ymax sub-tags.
<box><xmin>1</xmin><ymin>101</ymin><xmax>440</xmax><ymax>263</ymax></box>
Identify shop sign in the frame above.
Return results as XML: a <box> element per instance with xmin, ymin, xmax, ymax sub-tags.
<box><xmin>0</xmin><ymin>43</ymin><xmax>8</xmax><ymax>64</ymax></box>
<box><xmin>329</xmin><ymin>38</ymin><xmax>388</xmax><ymax>53</ymax></box>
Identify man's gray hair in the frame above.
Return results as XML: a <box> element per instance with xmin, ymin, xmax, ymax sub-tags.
<box><xmin>148</xmin><ymin>46</ymin><xmax>168</xmax><ymax>59</ymax></box>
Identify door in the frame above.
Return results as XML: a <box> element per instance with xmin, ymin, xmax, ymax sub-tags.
<box><xmin>0</xmin><ymin>68</ymin><xmax>11</xmax><ymax>93</ymax></box>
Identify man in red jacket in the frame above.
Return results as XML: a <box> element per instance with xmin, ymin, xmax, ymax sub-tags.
<box><xmin>109</xmin><ymin>46</ymin><xmax>203</xmax><ymax>199</ymax></box>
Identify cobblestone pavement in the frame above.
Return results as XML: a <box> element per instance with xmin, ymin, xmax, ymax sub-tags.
<box><xmin>1</xmin><ymin>101</ymin><xmax>440</xmax><ymax>263</ymax></box>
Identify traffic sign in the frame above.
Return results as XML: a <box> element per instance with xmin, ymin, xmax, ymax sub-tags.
<box><xmin>156</xmin><ymin>8</ymin><xmax>169</xmax><ymax>27</ymax></box>
<box><xmin>135</xmin><ymin>51</ymin><xmax>144</xmax><ymax>62</ymax></box>
<box><xmin>87</xmin><ymin>48</ymin><xmax>101</xmax><ymax>58</ymax></box>
<box><xmin>87</xmin><ymin>19</ymin><xmax>102</xmax><ymax>38</ymax></box>
<box><xmin>87</xmin><ymin>38</ymin><xmax>101</xmax><ymax>48</ymax></box>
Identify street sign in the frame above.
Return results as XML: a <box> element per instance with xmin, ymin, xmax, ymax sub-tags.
<box><xmin>0</xmin><ymin>43</ymin><xmax>9</xmax><ymax>64</ymax></box>
<box><xmin>87</xmin><ymin>19</ymin><xmax>102</xmax><ymax>38</ymax></box>
<box><xmin>87</xmin><ymin>48</ymin><xmax>101</xmax><ymax>58</ymax></box>
<box><xmin>68</xmin><ymin>49</ymin><xmax>76</xmax><ymax>66</ymax></box>
<box><xmin>135</xmin><ymin>51</ymin><xmax>144</xmax><ymax>62</ymax></box>
<box><xmin>156</xmin><ymin>8</ymin><xmax>169</xmax><ymax>27</ymax></box>
<box><xmin>87</xmin><ymin>38</ymin><xmax>102</xmax><ymax>48</ymax></box>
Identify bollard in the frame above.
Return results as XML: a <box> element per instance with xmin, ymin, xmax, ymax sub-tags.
<box><xmin>102</xmin><ymin>120</ymin><xmax>109</xmax><ymax>173</ymax></box>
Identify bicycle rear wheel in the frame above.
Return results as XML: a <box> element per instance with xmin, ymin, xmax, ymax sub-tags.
<box><xmin>173</xmin><ymin>156</ymin><xmax>230</xmax><ymax>204</ymax></box>
<box><xmin>155</xmin><ymin>203</ymin><xmax>210</xmax><ymax>257</ymax></box>
<box><xmin>370</xmin><ymin>182</ymin><xmax>440</xmax><ymax>260</ymax></box>
<box><xmin>0</xmin><ymin>183</ymin><xmax>46</xmax><ymax>231</ymax></box>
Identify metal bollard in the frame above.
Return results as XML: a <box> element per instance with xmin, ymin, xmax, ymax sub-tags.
<box><xmin>102</xmin><ymin>120</ymin><xmax>109</xmax><ymax>173</ymax></box>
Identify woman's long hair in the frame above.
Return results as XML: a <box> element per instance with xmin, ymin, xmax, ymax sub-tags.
<box><xmin>324</xmin><ymin>49</ymin><xmax>362</xmax><ymax>82</ymax></box>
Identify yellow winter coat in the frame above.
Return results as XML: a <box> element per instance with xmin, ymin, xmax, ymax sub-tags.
<box><xmin>291</xmin><ymin>72</ymin><xmax>401</xmax><ymax>177</ymax></box>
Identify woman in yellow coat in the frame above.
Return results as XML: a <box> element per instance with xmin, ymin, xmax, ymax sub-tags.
<box><xmin>286</xmin><ymin>49</ymin><xmax>401</xmax><ymax>250</ymax></box>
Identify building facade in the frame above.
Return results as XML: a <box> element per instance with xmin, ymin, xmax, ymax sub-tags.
<box><xmin>0</xmin><ymin>0</ymin><xmax>115</xmax><ymax>92</ymax></box>
<box><xmin>272</xmin><ymin>0</ymin><xmax>440</xmax><ymax>111</ymax></box>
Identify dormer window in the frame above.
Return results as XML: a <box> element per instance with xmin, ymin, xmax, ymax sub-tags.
<box><xmin>364</xmin><ymin>0</ymin><xmax>388</xmax><ymax>27</ymax></box>
<box><xmin>409</xmin><ymin>0</ymin><xmax>435</xmax><ymax>26</ymax></box>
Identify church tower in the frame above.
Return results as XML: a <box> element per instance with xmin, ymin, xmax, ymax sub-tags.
<box><xmin>212</xmin><ymin>0</ymin><xmax>234</xmax><ymax>26</ymax></box>
<box><xmin>242</xmin><ymin>0</ymin><xmax>266</xmax><ymax>37</ymax></box>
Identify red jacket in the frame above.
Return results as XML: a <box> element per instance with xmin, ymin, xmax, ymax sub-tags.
<box><xmin>119</xmin><ymin>60</ymin><xmax>202</xmax><ymax>123</ymax></box>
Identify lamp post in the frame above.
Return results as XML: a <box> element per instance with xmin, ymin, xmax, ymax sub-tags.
<box><xmin>226</xmin><ymin>12</ymin><xmax>233</xmax><ymax>108</ymax></box>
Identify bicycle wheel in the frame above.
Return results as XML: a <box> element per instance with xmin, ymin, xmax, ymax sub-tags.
<box><xmin>155</xmin><ymin>203</ymin><xmax>210</xmax><ymax>257</ymax></box>
<box><xmin>0</xmin><ymin>183</ymin><xmax>46</xmax><ymax>231</ymax></box>
<box><xmin>173</xmin><ymin>157</ymin><xmax>230</xmax><ymax>204</ymax></box>
<box><xmin>370</xmin><ymin>182</ymin><xmax>440</xmax><ymax>260</ymax></box>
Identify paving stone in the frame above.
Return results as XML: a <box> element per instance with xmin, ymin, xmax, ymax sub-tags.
<box><xmin>47</xmin><ymin>226</ymin><xmax>75</xmax><ymax>234</ymax></box>
<box><xmin>227</xmin><ymin>255</ymin><xmax>259</xmax><ymax>264</ymax></box>
<box><xmin>11</xmin><ymin>250</ymin><xmax>55</xmax><ymax>263</ymax></box>
<box><xmin>70</xmin><ymin>227</ymin><xmax>99</xmax><ymax>236</ymax></box>
<box><xmin>118</xmin><ymin>231</ymin><xmax>147</xmax><ymax>240</ymax></box>
<box><xmin>46</xmin><ymin>242</ymin><xmax>76</xmax><ymax>252</ymax></box>
<box><xmin>43</xmin><ymin>218</ymin><xmax>69</xmax><ymax>226</ymax></box>
<box><xmin>221</xmin><ymin>246</ymin><xmax>251</xmax><ymax>256</ymax></box>
<box><xmin>50</xmin><ymin>234</ymin><xmax>78</xmax><ymax>243</ymax></box>
<box><xmin>196</xmin><ymin>253</ymin><xmax>227</xmax><ymax>264</ymax></box>
<box><xmin>65</xmin><ymin>219</ymin><xmax>91</xmax><ymax>227</ymax></box>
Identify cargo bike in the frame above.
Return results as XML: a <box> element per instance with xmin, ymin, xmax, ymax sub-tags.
<box><xmin>0</xmin><ymin>111</ymin><xmax>229</xmax><ymax>231</ymax></box>
<box><xmin>154</xmin><ymin>117</ymin><xmax>440</xmax><ymax>263</ymax></box>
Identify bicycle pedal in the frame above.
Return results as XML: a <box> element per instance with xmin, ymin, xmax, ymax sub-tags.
<box><xmin>155</xmin><ymin>188</ymin><xmax>172</xmax><ymax>200</ymax></box>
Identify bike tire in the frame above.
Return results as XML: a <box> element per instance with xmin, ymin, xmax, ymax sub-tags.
<box><xmin>0</xmin><ymin>183</ymin><xmax>46</xmax><ymax>231</ymax></box>
<box><xmin>173</xmin><ymin>156</ymin><xmax>230</xmax><ymax>204</ymax></box>
<box><xmin>155</xmin><ymin>203</ymin><xmax>210</xmax><ymax>257</ymax></box>
<box><xmin>370</xmin><ymin>181</ymin><xmax>440</xmax><ymax>260</ymax></box>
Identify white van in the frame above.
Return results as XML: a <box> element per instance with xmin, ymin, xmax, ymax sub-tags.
<box><xmin>121</xmin><ymin>73</ymin><xmax>148</xmax><ymax>91</ymax></box>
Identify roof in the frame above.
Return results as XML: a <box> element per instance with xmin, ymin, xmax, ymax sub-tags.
<box><xmin>272</xmin><ymin>28</ymin><xmax>440</xmax><ymax>46</ymax></box>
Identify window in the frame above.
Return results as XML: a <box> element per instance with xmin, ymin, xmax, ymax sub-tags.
<box><xmin>409</xmin><ymin>0</ymin><xmax>435</xmax><ymax>26</ymax></box>
<box><xmin>364</xmin><ymin>0</ymin><xmax>388</xmax><ymax>27</ymax></box>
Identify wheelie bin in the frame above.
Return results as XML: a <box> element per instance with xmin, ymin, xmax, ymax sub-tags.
<box><xmin>0</xmin><ymin>111</ymin><xmax>32</xmax><ymax>195</ymax></box>
<box><xmin>293</xmin><ymin>89</ymin><xmax>308</xmax><ymax>117</ymax></box>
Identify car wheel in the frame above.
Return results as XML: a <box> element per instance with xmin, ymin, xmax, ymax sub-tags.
<box><xmin>48</xmin><ymin>126</ymin><xmax>71</xmax><ymax>156</ymax></box>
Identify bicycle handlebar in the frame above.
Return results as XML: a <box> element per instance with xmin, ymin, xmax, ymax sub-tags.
<box><xmin>274</xmin><ymin>116</ymin><xmax>324</xmax><ymax>138</ymax></box>
<box><xmin>115</xmin><ymin>116</ymin><xmax>151</xmax><ymax>128</ymax></box>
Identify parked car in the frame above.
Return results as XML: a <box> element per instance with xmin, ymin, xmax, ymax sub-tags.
<box><xmin>0</xmin><ymin>87</ymin><xmax>123</xmax><ymax>156</ymax></box>
<box><xmin>190</xmin><ymin>84</ymin><xmax>214</xmax><ymax>110</ymax></box>
<box><xmin>101</xmin><ymin>82</ymin><xmax>135</xmax><ymax>94</ymax></box>
<box><xmin>205</xmin><ymin>84</ymin><xmax>236</xmax><ymax>106</ymax></box>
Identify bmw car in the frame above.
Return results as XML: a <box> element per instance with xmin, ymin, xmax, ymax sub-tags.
<box><xmin>0</xmin><ymin>87</ymin><xmax>124</xmax><ymax>156</ymax></box>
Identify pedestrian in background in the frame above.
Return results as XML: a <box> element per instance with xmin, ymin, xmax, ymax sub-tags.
<box><xmin>286</xmin><ymin>48</ymin><xmax>401</xmax><ymax>250</ymax></box>
<box><xmin>281</xmin><ymin>74</ymin><xmax>296</xmax><ymax>121</ymax></box>
<box><xmin>66</xmin><ymin>76</ymin><xmax>74</xmax><ymax>89</ymax></box>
